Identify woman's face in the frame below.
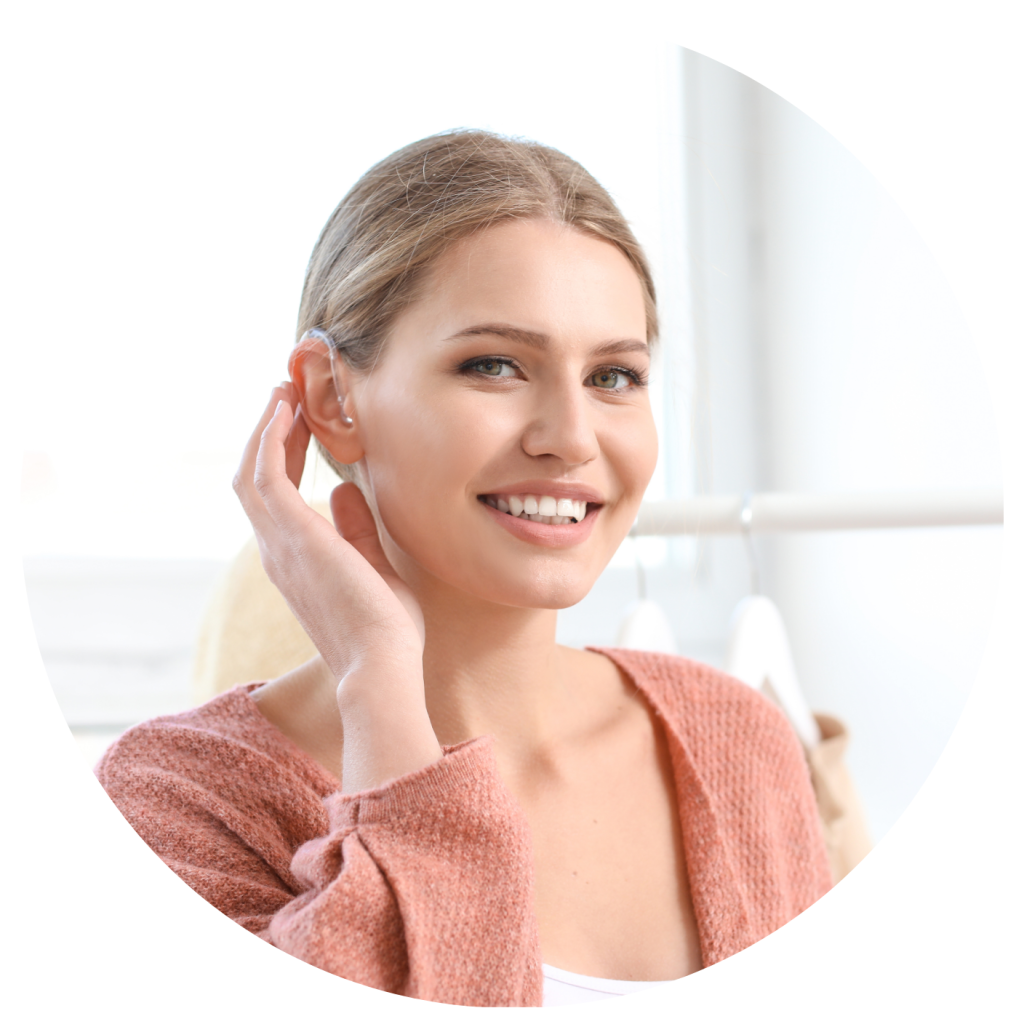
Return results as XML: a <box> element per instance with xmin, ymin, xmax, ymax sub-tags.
<box><xmin>345</xmin><ymin>217</ymin><xmax>658</xmax><ymax>610</ymax></box>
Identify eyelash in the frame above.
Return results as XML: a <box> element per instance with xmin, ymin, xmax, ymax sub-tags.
<box><xmin>459</xmin><ymin>356</ymin><xmax>649</xmax><ymax>389</ymax></box>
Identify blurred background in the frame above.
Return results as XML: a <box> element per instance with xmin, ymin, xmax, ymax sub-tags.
<box><xmin>14</xmin><ymin>27</ymin><xmax>1001</xmax><ymax>844</ymax></box>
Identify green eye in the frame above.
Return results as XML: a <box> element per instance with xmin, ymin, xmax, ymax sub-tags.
<box><xmin>591</xmin><ymin>370</ymin><xmax>627</xmax><ymax>389</ymax></box>
<box><xmin>471</xmin><ymin>359</ymin><xmax>517</xmax><ymax>377</ymax></box>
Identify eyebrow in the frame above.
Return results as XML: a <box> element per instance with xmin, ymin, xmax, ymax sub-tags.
<box><xmin>448</xmin><ymin>323</ymin><xmax>649</xmax><ymax>358</ymax></box>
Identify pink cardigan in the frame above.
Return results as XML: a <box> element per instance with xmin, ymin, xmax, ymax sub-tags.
<box><xmin>95</xmin><ymin>648</ymin><xmax>832</xmax><ymax>1006</ymax></box>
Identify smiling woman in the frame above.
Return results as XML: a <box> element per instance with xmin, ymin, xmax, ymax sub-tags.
<box><xmin>94</xmin><ymin>129</ymin><xmax>831</xmax><ymax>1007</ymax></box>
<box><xmin>304</xmin><ymin>218</ymin><xmax>658</xmax><ymax>611</ymax></box>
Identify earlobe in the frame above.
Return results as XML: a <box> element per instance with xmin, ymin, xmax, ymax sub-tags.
<box><xmin>288</xmin><ymin>335</ymin><xmax>365</xmax><ymax>465</ymax></box>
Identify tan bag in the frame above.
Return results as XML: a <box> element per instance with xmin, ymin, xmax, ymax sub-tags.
<box><xmin>808</xmin><ymin>713</ymin><xmax>873</xmax><ymax>882</ymax></box>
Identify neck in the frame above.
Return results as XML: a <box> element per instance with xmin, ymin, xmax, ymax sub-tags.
<box><xmin>254</xmin><ymin>557</ymin><xmax>625</xmax><ymax>782</ymax></box>
<box><xmin>416</xmin><ymin>582</ymin><xmax>574</xmax><ymax>754</ymax></box>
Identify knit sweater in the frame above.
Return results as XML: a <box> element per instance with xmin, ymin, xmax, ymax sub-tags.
<box><xmin>95</xmin><ymin>647</ymin><xmax>832</xmax><ymax>1007</ymax></box>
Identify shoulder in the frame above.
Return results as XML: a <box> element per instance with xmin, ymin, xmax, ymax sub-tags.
<box><xmin>93</xmin><ymin>686</ymin><xmax>340</xmax><ymax>925</ymax></box>
<box><xmin>94</xmin><ymin>685</ymin><xmax>337</xmax><ymax>890</ymax></box>
<box><xmin>97</xmin><ymin>684</ymin><xmax>255</xmax><ymax>774</ymax></box>
<box><xmin>590</xmin><ymin>646</ymin><xmax>812</xmax><ymax>800</ymax></box>
<box><xmin>95</xmin><ymin>684</ymin><xmax>336</xmax><ymax>809</ymax></box>
<box><xmin>590</xmin><ymin>646</ymin><xmax>795</xmax><ymax>747</ymax></box>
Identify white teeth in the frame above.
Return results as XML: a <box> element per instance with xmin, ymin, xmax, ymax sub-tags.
<box><xmin>486</xmin><ymin>493</ymin><xmax>593</xmax><ymax>524</ymax></box>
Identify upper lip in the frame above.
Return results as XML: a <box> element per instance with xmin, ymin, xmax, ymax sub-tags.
<box><xmin>477</xmin><ymin>480</ymin><xmax>606</xmax><ymax>504</ymax></box>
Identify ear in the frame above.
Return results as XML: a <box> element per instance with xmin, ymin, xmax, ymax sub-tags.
<box><xmin>288</xmin><ymin>336</ymin><xmax>365</xmax><ymax>466</ymax></box>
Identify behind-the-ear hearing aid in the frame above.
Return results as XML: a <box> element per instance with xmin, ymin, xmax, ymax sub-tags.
<box><xmin>299</xmin><ymin>328</ymin><xmax>353</xmax><ymax>425</ymax></box>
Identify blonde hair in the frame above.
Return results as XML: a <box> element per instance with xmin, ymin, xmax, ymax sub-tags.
<box><xmin>297</xmin><ymin>128</ymin><xmax>657</xmax><ymax>481</ymax></box>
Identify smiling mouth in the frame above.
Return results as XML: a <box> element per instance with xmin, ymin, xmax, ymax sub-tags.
<box><xmin>479</xmin><ymin>493</ymin><xmax>593</xmax><ymax>525</ymax></box>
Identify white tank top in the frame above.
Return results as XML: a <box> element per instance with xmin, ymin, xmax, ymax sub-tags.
<box><xmin>541</xmin><ymin>963</ymin><xmax>676</xmax><ymax>1006</ymax></box>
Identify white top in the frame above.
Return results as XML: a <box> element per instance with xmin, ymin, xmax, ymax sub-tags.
<box><xmin>541</xmin><ymin>963</ymin><xmax>676</xmax><ymax>1006</ymax></box>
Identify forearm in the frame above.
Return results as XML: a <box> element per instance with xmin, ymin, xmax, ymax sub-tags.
<box><xmin>97</xmin><ymin>716</ymin><xmax>542</xmax><ymax>1006</ymax></box>
<box><xmin>336</xmin><ymin>659</ymin><xmax>443</xmax><ymax>793</ymax></box>
<box><xmin>272</xmin><ymin>736</ymin><xmax>543</xmax><ymax>1005</ymax></box>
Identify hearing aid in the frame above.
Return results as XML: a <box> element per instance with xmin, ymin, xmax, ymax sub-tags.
<box><xmin>299</xmin><ymin>328</ymin><xmax>353</xmax><ymax>425</ymax></box>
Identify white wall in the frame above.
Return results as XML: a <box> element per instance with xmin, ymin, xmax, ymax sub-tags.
<box><xmin>670</xmin><ymin>50</ymin><xmax>1003</xmax><ymax>839</ymax></box>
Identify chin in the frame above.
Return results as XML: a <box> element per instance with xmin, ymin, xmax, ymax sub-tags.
<box><xmin>510</xmin><ymin>585</ymin><xmax>594</xmax><ymax>612</ymax></box>
<box><xmin>404</xmin><ymin>546</ymin><xmax>603</xmax><ymax>612</ymax></box>
<box><xmin>463</xmin><ymin>559</ymin><xmax>604</xmax><ymax>611</ymax></box>
<box><xmin>534</xmin><ymin>572</ymin><xmax>601</xmax><ymax>610</ymax></box>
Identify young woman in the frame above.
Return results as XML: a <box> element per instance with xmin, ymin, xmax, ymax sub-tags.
<box><xmin>96</xmin><ymin>129</ymin><xmax>831</xmax><ymax>1007</ymax></box>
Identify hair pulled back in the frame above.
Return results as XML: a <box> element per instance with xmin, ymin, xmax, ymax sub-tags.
<box><xmin>297</xmin><ymin>129</ymin><xmax>657</xmax><ymax>480</ymax></box>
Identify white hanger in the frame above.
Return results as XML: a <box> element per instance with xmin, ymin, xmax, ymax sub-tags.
<box><xmin>724</xmin><ymin>596</ymin><xmax>821</xmax><ymax>748</ymax></box>
<box><xmin>615</xmin><ymin>537</ymin><xmax>679</xmax><ymax>655</ymax></box>
<box><xmin>723</xmin><ymin>495</ymin><xmax>821</xmax><ymax>749</ymax></box>
<box><xmin>612</xmin><ymin>511</ymin><xmax>819</xmax><ymax>748</ymax></box>
<box><xmin>616</xmin><ymin>598</ymin><xmax>679</xmax><ymax>654</ymax></box>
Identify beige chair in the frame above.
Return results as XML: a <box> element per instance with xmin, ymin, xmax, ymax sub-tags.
<box><xmin>193</xmin><ymin>531</ymin><xmax>320</xmax><ymax>705</ymax></box>
<box><xmin>193</xmin><ymin>501</ymin><xmax>334</xmax><ymax>703</ymax></box>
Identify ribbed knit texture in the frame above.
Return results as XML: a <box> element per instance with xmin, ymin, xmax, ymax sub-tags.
<box><xmin>96</xmin><ymin>649</ymin><xmax>831</xmax><ymax>1006</ymax></box>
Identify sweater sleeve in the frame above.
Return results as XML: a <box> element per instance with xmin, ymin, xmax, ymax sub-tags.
<box><xmin>96</xmin><ymin>722</ymin><xmax>542</xmax><ymax>1007</ymax></box>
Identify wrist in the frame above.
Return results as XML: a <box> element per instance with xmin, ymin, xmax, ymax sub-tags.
<box><xmin>336</xmin><ymin>669</ymin><xmax>442</xmax><ymax>793</ymax></box>
<box><xmin>322</xmin><ymin>632</ymin><xmax>422</xmax><ymax>683</ymax></box>
<box><xmin>335</xmin><ymin>655</ymin><xmax>424</xmax><ymax>709</ymax></box>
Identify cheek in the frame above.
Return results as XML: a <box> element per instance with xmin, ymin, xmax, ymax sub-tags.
<box><xmin>360</xmin><ymin>413</ymin><xmax>478</xmax><ymax>585</ymax></box>
<box><xmin>610</xmin><ymin>412</ymin><xmax>660</xmax><ymax>497</ymax></box>
<box><xmin>356</xmin><ymin>380</ymin><xmax>507</xmax><ymax>553</ymax></box>
<box><xmin>360</xmin><ymin>379</ymin><xmax>468</xmax><ymax>492</ymax></box>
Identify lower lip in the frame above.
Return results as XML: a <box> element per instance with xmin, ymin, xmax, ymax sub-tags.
<box><xmin>479</xmin><ymin>500</ymin><xmax>601</xmax><ymax>548</ymax></box>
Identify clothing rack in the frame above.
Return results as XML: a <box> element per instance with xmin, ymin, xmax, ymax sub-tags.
<box><xmin>631</xmin><ymin>487</ymin><xmax>1003</xmax><ymax>536</ymax></box>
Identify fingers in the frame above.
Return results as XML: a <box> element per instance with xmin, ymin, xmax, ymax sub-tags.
<box><xmin>235</xmin><ymin>383</ymin><xmax>313</xmax><ymax>533</ymax></box>
<box><xmin>252</xmin><ymin>399</ymin><xmax>314</xmax><ymax>526</ymax></box>
<box><xmin>330</xmin><ymin>482</ymin><xmax>397</xmax><ymax>579</ymax></box>
<box><xmin>284</xmin><ymin>403</ymin><xmax>312</xmax><ymax>488</ymax></box>
<box><xmin>233</xmin><ymin>386</ymin><xmax>291</xmax><ymax>527</ymax></box>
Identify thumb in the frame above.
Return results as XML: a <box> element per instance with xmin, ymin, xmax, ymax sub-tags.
<box><xmin>330</xmin><ymin>482</ymin><xmax>396</xmax><ymax>578</ymax></box>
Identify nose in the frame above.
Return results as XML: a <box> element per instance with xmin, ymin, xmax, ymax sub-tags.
<box><xmin>520</xmin><ymin>379</ymin><xmax>600</xmax><ymax>467</ymax></box>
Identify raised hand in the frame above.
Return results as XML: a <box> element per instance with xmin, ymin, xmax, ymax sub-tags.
<box><xmin>233</xmin><ymin>383</ymin><xmax>442</xmax><ymax>790</ymax></box>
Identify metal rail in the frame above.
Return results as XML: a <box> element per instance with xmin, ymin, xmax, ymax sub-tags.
<box><xmin>632</xmin><ymin>488</ymin><xmax>1004</xmax><ymax>535</ymax></box>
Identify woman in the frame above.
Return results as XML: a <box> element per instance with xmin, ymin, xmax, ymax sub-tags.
<box><xmin>96</xmin><ymin>129</ymin><xmax>831</xmax><ymax>1007</ymax></box>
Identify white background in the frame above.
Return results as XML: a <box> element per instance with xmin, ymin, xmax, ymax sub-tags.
<box><xmin>2</xmin><ymin>1</ymin><xmax>1021</xmax><ymax>1020</ymax></box>
<box><xmin>11</xmin><ymin>31</ymin><xmax>1001</xmax><ymax>847</ymax></box>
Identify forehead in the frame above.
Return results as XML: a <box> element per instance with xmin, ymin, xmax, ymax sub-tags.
<box><xmin>399</xmin><ymin>218</ymin><xmax>648</xmax><ymax>344</ymax></box>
